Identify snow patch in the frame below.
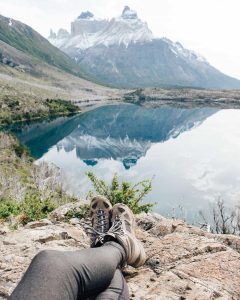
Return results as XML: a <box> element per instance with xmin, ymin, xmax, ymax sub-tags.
<box><xmin>49</xmin><ymin>6</ymin><xmax>153</xmax><ymax>50</ymax></box>
<box><xmin>163</xmin><ymin>38</ymin><xmax>207</xmax><ymax>63</ymax></box>
<box><xmin>48</xmin><ymin>6</ymin><xmax>208</xmax><ymax>66</ymax></box>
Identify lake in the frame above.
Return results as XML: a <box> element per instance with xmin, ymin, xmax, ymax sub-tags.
<box><xmin>10</xmin><ymin>104</ymin><xmax>240</xmax><ymax>224</ymax></box>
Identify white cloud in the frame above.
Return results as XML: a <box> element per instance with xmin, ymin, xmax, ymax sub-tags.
<box><xmin>0</xmin><ymin>0</ymin><xmax>240</xmax><ymax>79</ymax></box>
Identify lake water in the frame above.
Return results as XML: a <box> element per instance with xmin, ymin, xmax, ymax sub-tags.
<box><xmin>11</xmin><ymin>104</ymin><xmax>240</xmax><ymax>223</ymax></box>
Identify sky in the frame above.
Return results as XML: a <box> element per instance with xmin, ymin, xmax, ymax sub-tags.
<box><xmin>0</xmin><ymin>0</ymin><xmax>240</xmax><ymax>79</ymax></box>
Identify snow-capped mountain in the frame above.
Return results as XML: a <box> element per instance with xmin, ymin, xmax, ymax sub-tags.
<box><xmin>49</xmin><ymin>6</ymin><xmax>240</xmax><ymax>89</ymax></box>
<box><xmin>49</xmin><ymin>6</ymin><xmax>153</xmax><ymax>50</ymax></box>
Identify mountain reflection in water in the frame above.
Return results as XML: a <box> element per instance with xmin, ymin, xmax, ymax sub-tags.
<box><xmin>12</xmin><ymin>104</ymin><xmax>240</xmax><ymax>223</ymax></box>
<box><xmin>14</xmin><ymin>104</ymin><xmax>218</xmax><ymax>169</ymax></box>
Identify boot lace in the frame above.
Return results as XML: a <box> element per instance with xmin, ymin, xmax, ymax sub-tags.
<box><xmin>107</xmin><ymin>215</ymin><xmax>124</xmax><ymax>236</ymax></box>
<box><xmin>83</xmin><ymin>209</ymin><xmax>109</xmax><ymax>245</ymax></box>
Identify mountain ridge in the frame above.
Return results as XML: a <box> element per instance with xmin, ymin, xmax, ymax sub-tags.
<box><xmin>49</xmin><ymin>6</ymin><xmax>240</xmax><ymax>89</ymax></box>
<box><xmin>0</xmin><ymin>14</ymin><xmax>97</xmax><ymax>81</ymax></box>
<box><xmin>49</xmin><ymin>6</ymin><xmax>153</xmax><ymax>49</ymax></box>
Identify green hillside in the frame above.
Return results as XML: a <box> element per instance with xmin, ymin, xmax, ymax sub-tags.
<box><xmin>0</xmin><ymin>15</ymin><xmax>90</xmax><ymax>79</ymax></box>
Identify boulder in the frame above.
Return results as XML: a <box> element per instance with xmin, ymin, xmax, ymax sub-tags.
<box><xmin>48</xmin><ymin>201</ymin><xmax>85</xmax><ymax>222</ymax></box>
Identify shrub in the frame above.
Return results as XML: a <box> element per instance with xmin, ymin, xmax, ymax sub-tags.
<box><xmin>0</xmin><ymin>199</ymin><xmax>20</xmax><ymax>219</ymax></box>
<box><xmin>65</xmin><ymin>204</ymin><xmax>90</xmax><ymax>221</ymax></box>
<box><xmin>11</xmin><ymin>140</ymin><xmax>31</xmax><ymax>158</ymax></box>
<box><xmin>199</xmin><ymin>198</ymin><xmax>240</xmax><ymax>235</ymax></box>
<box><xmin>45</xmin><ymin>99</ymin><xmax>80</xmax><ymax>115</ymax></box>
<box><xmin>86</xmin><ymin>172</ymin><xmax>154</xmax><ymax>214</ymax></box>
<box><xmin>7</xmin><ymin>99</ymin><xmax>20</xmax><ymax>109</ymax></box>
<box><xmin>0</xmin><ymin>193</ymin><xmax>57</xmax><ymax>224</ymax></box>
<box><xmin>20</xmin><ymin>192</ymin><xmax>57</xmax><ymax>224</ymax></box>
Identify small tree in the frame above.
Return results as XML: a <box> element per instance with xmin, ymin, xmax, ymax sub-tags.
<box><xmin>199</xmin><ymin>198</ymin><xmax>240</xmax><ymax>235</ymax></box>
<box><xmin>86</xmin><ymin>172</ymin><xmax>154</xmax><ymax>214</ymax></box>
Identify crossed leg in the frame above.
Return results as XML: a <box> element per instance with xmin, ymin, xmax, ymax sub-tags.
<box><xmin>10</xmin><ymin>242</ymin><xmax>129</xmax><ymax>300</ymax></box>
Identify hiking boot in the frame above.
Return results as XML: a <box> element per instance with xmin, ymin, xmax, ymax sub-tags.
<box><xmin>88</xmin><ymin>195</ymin><xmax>112</xmax><ymax>247</ymax></box>
<box><xmin>106</xmin><ymin>203</ymin><xmax>146</xmax><ymax>267</ymax></box>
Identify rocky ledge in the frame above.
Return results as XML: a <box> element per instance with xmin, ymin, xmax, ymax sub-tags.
<box><xmin>0</xmin><ymin>206</ymin><xmax>240</xmax><ymax>300</ymax></box>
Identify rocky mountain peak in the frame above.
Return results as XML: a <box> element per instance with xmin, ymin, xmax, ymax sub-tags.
<box><xmin>49</xmin><ymin>6</ymin><xmax>152</xmax><ymax>49</ymax></box>
<box><xmin>77</xmin><ymin>11</ymin><xmax>94</xmax><ymax>20</ymax></box>
<box><xmin>121</xmin><ymin>6</ymin><xmax>138</xmax><ymax>20</ymax></box>
<box><xmin>47</xmin><ymin>7</ymin><xmax>240</xmax><ymax>89</ymax></box>
<box><xmin>49</xmin><ymin>29</ymin><xmax>56</xmax><ymax>39</ymax></box>
<box><xmin>57</xmin><ymin>28</ymin><xmax>70</xmax><ymax>39</ymax></box>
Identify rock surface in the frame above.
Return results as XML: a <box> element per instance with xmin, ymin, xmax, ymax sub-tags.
<box><xmin>0</xmin><ymin>212</ymin><xmax>240</xmax><ymax>299</ymax></box>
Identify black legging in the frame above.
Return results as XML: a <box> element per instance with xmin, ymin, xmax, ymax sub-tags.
<box><xmin>9</xmin><ymin>242</ymin><xmax>129</xmax><ymax>300</ymax></box>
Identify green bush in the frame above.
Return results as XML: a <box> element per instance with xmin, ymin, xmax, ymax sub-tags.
<box><xmin>7</xmin><ymin>99</ymin><xmax>20</xmax><ymax>109</ymax></box>
<box><xmin>20</xmin><ymin>193</ymin><xmax>57</xmax><ymax>224</ymax></box>
<box><xmin>0</xmin><ymin>193</ymin><xmax>57</xmax><ymax>224</ymax></box>
<box><xmin>45</xmin><ymin>99</ymin><xmax>80</xmax><ymax>115</ymax></box>
<box><xmin>86</xmin><ymin>172</ymin><xmax>154</xmax><ymax>214</ymax></box>
<box><xmin>0</xmin><ymin>199</ymin><xmax>20</xmax><ymax>219</ymax></box>
<box><xmin>65</xmin><ymin>204</ymin><xmax>90</xmax><ymax>221</ymax></box>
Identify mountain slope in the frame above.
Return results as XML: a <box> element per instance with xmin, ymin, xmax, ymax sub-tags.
<box><xmin>0</xmin><ymin>15</ymin><xmax>122</xmax><ymax>126</ymax></box>
<box><xmin>49</xmin><ymin>6</ymin><xmax>240</xmax><ymax>89</ymax></box>
<box><xmin>0</xmin><ymin>14</ymin><xmax>92</xmax><ymax>79</ymax></box>
<box><xmin>76</xmin><ymin>39</ymin><xmax>240</xmax><ymax>89</ymax></box>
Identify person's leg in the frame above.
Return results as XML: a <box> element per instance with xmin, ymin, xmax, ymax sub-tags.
<box><xmin>10</xmin><ymin>241</ymin><xmax>126</xmax><ymax>300</ymax></box>
<box><xmin>94</xmin><ymin>269</ymin><xmax>129</xmax><ymax>300</ymax></box>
